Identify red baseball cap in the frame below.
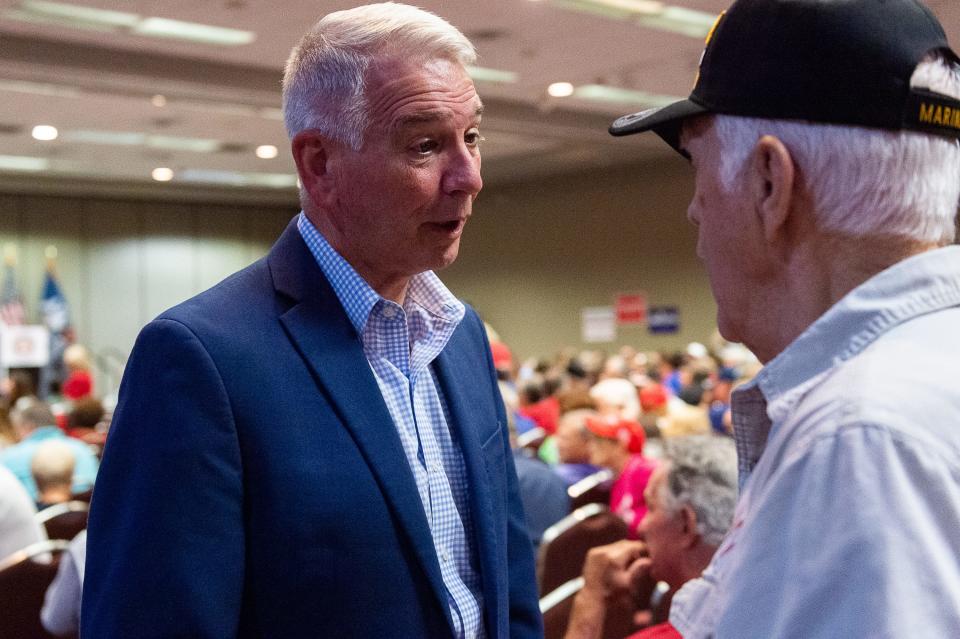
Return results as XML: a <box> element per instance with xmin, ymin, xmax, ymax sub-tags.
<box><xmin>490</xmin><ymin>341</ymin><xmax>513</xmax><ymax>370</ymax></box>
<box><xmin>585</xmin><ymin>414</ymin><xmax>646</xmax><ymax>454</ymax></box>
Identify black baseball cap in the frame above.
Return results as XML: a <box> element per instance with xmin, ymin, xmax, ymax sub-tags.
<box><xmin>609</xmin><ymin>0</ymin><xmax>960</xmax><ymax>154</ymax></box>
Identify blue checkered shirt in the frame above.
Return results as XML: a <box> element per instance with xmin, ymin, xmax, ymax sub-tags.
<box><xmin>298</xmin><ymin>213</ymin><xmax>485</xmax><ymax>639</ymax></box>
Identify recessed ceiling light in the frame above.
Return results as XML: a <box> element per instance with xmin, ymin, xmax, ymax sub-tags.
<box><xmin>32</xmin><ymin>125</ymin><xmax>58</xmax><ymax>141</ymax></box>
<box><xmin>151</xmin><ymin>167</ymin><xmax>174</xmax><ymax>182</ymax></box>
<box><xmin>255</xmin><ymin>145</ymin><xmax>278</xmax><ymax>159</ymax></box>
<box><xmin>151</xmin><ymin>94</ymin><xmax>167</xmax><ymax>107</ymax></box>
<box><xmin>547</xmin><ymin>82</ymin><xmax>575</xmax><ymax>98</ymax></box>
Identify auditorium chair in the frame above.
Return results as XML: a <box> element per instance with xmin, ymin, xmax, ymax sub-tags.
<box><xmin>69</xmin><ymin>488</ymin><xmax>93</xmax><ymax>504</ymax></box>
<box><xmin>539</xmin><ymin>575</ymin><xmax>642</xmax><ymax>639</ymax></box>
<box><xmin>516</xmin><ymin>426</ymin><xmax>547</xmax><ymax>456</ymax></box>
<box><xmin>537</xmin><ymin>503</ymin><xmax>629</xmax><ymax>595</ymax></box>
<box><xmin>36</xmin><ymin>501</ymin><xmax>89</xmax><ymax>541</ymax></box>
<box><xmin>0</xmin><ymin>539</ymin><xmax>70</xmax><ymax>639</ymax></box>
<box><xmin>567</xmin><ymin>468</ymin><xmax>614</xmax><ymax>511</ymax></box>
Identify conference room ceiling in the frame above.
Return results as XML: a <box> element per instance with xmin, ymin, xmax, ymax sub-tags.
<box><xmin>0</xmin><ymin>0</ymin><xmax>957</xmax><ymax>197</ymax></box>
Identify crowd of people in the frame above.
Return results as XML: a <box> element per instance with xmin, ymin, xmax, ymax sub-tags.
<box><xmin>495</xmin><ymin>337</ymin><xmax>752</xmax><ymax>636</ymax></box>
<box><xmin>0</xmin><ymin>345</ymin><xmax>106</xmax><ymax>637</ymax></box>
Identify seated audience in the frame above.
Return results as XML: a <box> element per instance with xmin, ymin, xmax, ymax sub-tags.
<box><xmin>61</xmin><ymin>344</ymin><xmax>93</xmax><ymax>401</ymax></box>
<box><xmin>66</xmin><ymin>396</ymin><xmax>108</xmax><ymax>449</ymax></box>
<box><xmin>564</xmin><ymin>435</ymin><xmax>738</xmax><ymax>639</ymax></box>
<box><xmin>558</xmin><ymin>360</ymin><xmax>596</xmax><ymax>414</ymax></box>
<box><xmin>707</xmin><ymin>367</ymin><xmax>737</xmax><ymax>435</ymax></box>
<box><xmin>490</xmin><ymin>340</ymin><xmax>515</xmax><ymax>382</ymax></box>
<box><xmin>660</xmin><ymin>391</ymin><xmax>711</xmax><ymax>439</ymax></box>
<box><xmin>518</xmin><ymin>373</ymin><xmax>561</xmax><ymax>435</ymax></box>
<box><xmin>553</xmin><ymin>409</ymin><xmax>603</xmax><ymax>486</ymax></box>
<box><xmin>0</xmin><ymin>398</ymin><xmax>98</xmax><ymax>500</ymax></box>
<box><xmin>585</xmin><ymin>414</ymin><xmax>656</xmax><ymax>537</ymax></box>
<box><xmin>0</xmin><ymin>411</ymin><xmax>15</xmax><ymax>450</ymax></box>
<box><xmin>32</xmin><ymin>440</ymin><xmax>76</xmax><ymax>509</ymax></box>
<box><xmin>0</xmin><ymin>463</ymin><xmax>47</xmax><ymax>561</ymax></box>
<box><xmin>505</xmin><ymin>408</ymin><xmax>570</xmax><ymax>550</ymax></box>
<box><xmin>42</xmin><ymin>529</ymin><xmax>87</xmax><ymax>638</ymax></box>
<box><xmin>590</xmin><ymin>378</ymin><xmax>641</xmax><ymax>422</ymax></box>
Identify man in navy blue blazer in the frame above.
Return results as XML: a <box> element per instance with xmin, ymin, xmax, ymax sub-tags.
<box><xmin>81</xmin><ymin>4</ymin><xmax>542</xmax><ymax>637</ymax></box>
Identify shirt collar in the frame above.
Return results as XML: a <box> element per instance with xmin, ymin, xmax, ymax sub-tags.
<box><xmin>296</xmin><ymin>212</ymin><xmax>464</xmax><ymax>334</ymax></box>
<box><xmin>732</xmin><ymin>245</ymin><xmax>960</xmax><ymax>477</ymax></box>
<box><xmin>25</xmin><ymin>425</ymin><xmax>63</xmax><ymax>441</ymax></box>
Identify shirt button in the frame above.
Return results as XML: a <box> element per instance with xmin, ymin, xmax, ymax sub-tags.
<box><xmin>440</xmin><ymin>549</ymin><xmax>450</xmax><ymax>563</ymax></box>
<box><xmin>381</xmin><ymin>305</ymin><xmax>397</xmax><ymax>319</ymax></box>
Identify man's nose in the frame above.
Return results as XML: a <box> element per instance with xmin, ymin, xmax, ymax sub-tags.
<box><xmin>443</xmin><ymin>145</ymin><xmax>482</xmax><ymax>197</ymax></box>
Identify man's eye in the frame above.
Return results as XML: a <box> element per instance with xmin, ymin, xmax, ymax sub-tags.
<box><xmin>466</xmin><ymin>130</ymin><xmax>484</xmax><ymax>147</ymax></box>
<box><xmin>414</xmin><ymin>140</ymin><xmax>438</xmax><ymax>155</ymax></box>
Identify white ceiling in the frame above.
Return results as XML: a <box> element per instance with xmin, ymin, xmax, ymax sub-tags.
<box><xmin>0</xmin><ymin>0</ymin><xmax>957</xmax><ymax>198</ymax></box>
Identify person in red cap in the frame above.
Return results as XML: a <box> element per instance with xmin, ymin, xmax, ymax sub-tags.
<box><xmin>585</xmin><ymin>414</ymin><xmax>657</xmax><ymax>537</ymax></box>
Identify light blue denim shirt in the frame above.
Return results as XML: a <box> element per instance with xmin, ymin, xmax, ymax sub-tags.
<box><xmin>671</xmin><ymin>246</ymin><xmax>960</xmax><ymax>638</ymax></box>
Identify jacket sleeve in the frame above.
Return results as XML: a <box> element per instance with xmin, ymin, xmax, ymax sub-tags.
<box><xmin>81</xmin><ymin>318</ymin><xmax>245</xmax><ymax>638</ymax></box>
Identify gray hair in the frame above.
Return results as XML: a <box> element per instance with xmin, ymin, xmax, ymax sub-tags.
<box><xmin>713</xmin><ymin>54</ymin><xmax>960</xmax><ymax>244</ymax></box>
<box><xmin>658</xmin><ymin>435</ymin><xmax>738</xmax><ymax>547</ymax></box>
<box><xmin>10</xmin><ymin>397</ymin><xmax>56</xmax><ymax>432</ymax></box>
<box><xmin>282</xmin><ymin>2</ymin><xmax>476</xmax><ymax>150</ymax></box>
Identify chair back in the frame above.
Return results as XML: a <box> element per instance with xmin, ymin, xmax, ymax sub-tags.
<box><xmin>36</xmin><ymin>501</ymin><xmax>89</xmax><ymax>541</ymax></box>
<box><xmin>516</xmin><ymin>426</ymin><xmax>547</xmax><ymax>456</ymax></box>
<box><xmin>0</xmin><ymin>540</ymin><xmax>69</xmax><ymax>639</ymax></box>
<box><xmin>567</xmin><ymin>469</ymin><xmax>614</xmax><ymax>511</ymax></box>
<box><xmin>537</xmin><ymin>503</ymin><xmax>629</xmax><ymax>595</ymax></box>
<box><xmin>70</xmin><ymin>488</ymin><xmax>93</xmax><ymax>503</ymax></box>
<box><xmin>540</xmin><ymin>576</ymin><xmax>640</xmax><ymax>639</ymax></box>
<box><xmin>541</xmin><ymin>577</ymin><xmax>583</xmax><ymax>639</ymax></box>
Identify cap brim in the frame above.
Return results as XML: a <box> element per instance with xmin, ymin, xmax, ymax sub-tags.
<box><xmin>608</xmin><ymin>98</ymin><xmax>709</xmax><ymax>156</ymax></box>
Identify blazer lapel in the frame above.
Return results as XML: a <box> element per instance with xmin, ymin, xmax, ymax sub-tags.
<box><xmin>267</xmin><ymin>221</ymin><xmax>454</xmax><ymax>631</ymax></box>
<box><xmin>433</xmin><ymin>329</ymin><xmax>502</xmax><ymax>636</ymax></box>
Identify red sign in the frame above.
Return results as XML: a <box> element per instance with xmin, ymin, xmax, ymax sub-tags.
<box><xmin>615</xmin><ymin>293</ymin><xmax>647</xmax><ymax>325</ymax></box>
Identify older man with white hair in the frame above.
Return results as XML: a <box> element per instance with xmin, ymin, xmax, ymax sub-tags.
<box><xmin>611</xmin><ymin>0</ymin><xmax>960</xmax><ymax>636</ymax></box>
<box><xmin>565</xmin><ymin>435</ymin><xmax>737</xmax><ymax>639</ymax></box>
<box><xmin>83</xmin><ymin>4</ymin><xmax>541</xmax><ymax>638</ymax></box>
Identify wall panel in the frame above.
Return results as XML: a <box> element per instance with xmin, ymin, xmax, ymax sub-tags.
<box><xmin>0</xmin><ymin>161</ymin><xmax>714</xmax><ymax>393</ymax></box>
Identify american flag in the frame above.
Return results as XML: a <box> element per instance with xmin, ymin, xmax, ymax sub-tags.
<box><xmin>0</xmin><ymin>264</ymin><xmax>26</xmax><ymax>326</ymax></box>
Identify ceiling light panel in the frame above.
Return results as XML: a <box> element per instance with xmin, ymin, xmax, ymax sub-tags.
<box><xmin>3</xmin><ymin>1</ymin><xmax>256</xmax><ymax>47</ymax></box>
<box><xmin>0</xmin><ymin>155</ymin><xmax>49</xmax><ymax>171</ymax></box>
<box><xmin>573</xmin><ymin>84</ymin><xmax>682</xmax><ymax>106</ymax></box>
<box><xmin>548</xmin><ymin>0</ymin><xmax>717</xmax><ymax>38</ymax></box>
<box><xmin>466</xmin><ymin>66</ymin><xmax>519</xmax><ymax>84</ymax></box>
<box><xmin>20</xmin><ymin>0</ymin><xmax>139</xmax><ymax>26</ymax></box>
<box><xmin>133</xmin><ymin>17</ymin><xmax>255</xmax><ymax>46</ymax></box>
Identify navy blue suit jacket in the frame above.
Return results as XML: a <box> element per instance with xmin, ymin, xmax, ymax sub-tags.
<box><xmin>81</xmin><ymin>220</ymin><xmax>542</xmax><ymax>638</ymax></box>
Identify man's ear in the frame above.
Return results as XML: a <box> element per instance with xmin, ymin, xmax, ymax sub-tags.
<box><xmin>749</xmin><ymin>135</ymin><xmax>795</xmax><ymax>245</ymax></box>
<box><xmin>678</xmin><ymin>505</ymin><xmax>699</xmax><ymax>549</ymax></box>
<box><xmin>292</xmin><ymin>130</ymin><xmax>337</xmax><ymax>210</ymax></box>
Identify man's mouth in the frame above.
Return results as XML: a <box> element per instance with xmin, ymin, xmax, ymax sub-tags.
<box><xmin>427</xmin><ymin>219</ymin><xmax>466</xmax><ymax>234</ymax></box>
